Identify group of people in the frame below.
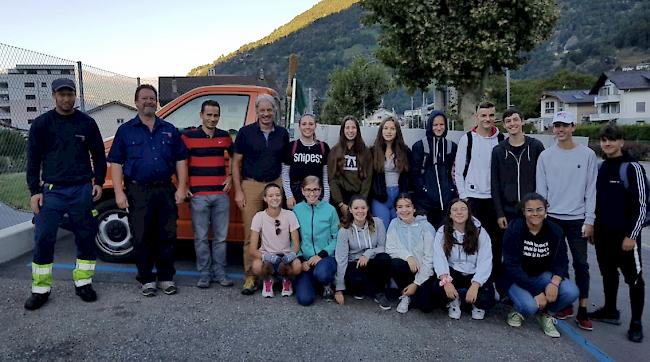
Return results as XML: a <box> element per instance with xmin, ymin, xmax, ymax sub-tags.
<box><xmin>24</xmin><ymin>80</ymin><xmax>645</xmax><ymax>343</ymax></box>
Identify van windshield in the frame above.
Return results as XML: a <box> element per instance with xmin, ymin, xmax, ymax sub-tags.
<box><xmin>163</xmin><ymin>94</ymin><xmax>250</xmax><ymax>132</ymax></box>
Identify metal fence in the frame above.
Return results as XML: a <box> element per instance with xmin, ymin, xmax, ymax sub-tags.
<box><xmin>0</xmin><ymin>42</ymin><xmax>155</xmax><ymax>229</ymax></box>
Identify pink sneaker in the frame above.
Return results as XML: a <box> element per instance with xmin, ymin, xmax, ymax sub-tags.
<box><xmin>281</xmin><ymin>278</ymin><xmax>293</xmax><ymax>297</ymax></box>
<box><xmin>262</xmin><ymin>279</ymin><xmax>274</xmax><ymax>298</ymax></box>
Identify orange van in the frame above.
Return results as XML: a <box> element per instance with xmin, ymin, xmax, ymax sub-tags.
<box><xmin>94</xmin><ymin>85</ymin><xmax>280</xmax><ymax>262</ymax></box>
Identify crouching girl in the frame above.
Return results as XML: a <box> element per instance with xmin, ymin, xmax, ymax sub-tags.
<box><xmin>386</xmin><ymin>193</ymin><xmax>437</xmax><ymax>314</ymax></box>
<box><xmin>249</xmin><ymin>183</ymin><xmax>302</xmax><ymax>298</ymax></box>
<box><xmin>432</xmin><ymin>198</ymin><xmax>495</xmax><ymax>320</ymax></box>
<box><xmin>499</xmin><ymin>193</ymin><xmax>579</xmax><ymax>338</ymax></box>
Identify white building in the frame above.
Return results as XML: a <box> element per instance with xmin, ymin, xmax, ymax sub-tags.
<box><xmin>540</xmin><ymin>90</ymin><xmax>596</xmax><ymax>127</ymax></box>
<box><xmin>86</xmin><ymin>101</ymin><xmax>136</xmax><ymax>139</ymax></box>
<box><xmin>589</xmin><ymin>70</ymin><xmax>650</xmax><ymax>124</ymax></box>
<box><xmin>0</xmin><ymin>64</ymin><xmax>76</xmax><ymax>129</ymax></box>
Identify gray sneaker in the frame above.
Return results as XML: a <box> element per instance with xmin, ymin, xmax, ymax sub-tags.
<box><xmin>215</xmin><ymin>278</ymin><xmax>234</xmax><ymax>287</ymax></box>
<box><xmin>141</xmin><ymin>282</ymin><xmax>157</xmax><ymax>297</ymax></box>
<box><xmin>196</xmin><ymin>276</ymin><xmax>211</xmax><ymax>289</ymax></box>
<box><xmin>373</xmin><ymin>293</ymin><xmax>392</xmax><ymax>310</ymax></box>
<box><xmin>158</xmin><ymin>281</ymin><xmax>177</xmax><ymax>295</ymax></box>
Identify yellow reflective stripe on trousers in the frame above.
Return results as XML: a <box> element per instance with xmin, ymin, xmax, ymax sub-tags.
<box><xmin>32</xmin><ymin>262</ymin><xmax>53</xmax><ymax>293</ymax></box>
<box><xmin>72</xmin><ymin>259</ymin><xmax>96</xmax><ymax>283</ymax></box>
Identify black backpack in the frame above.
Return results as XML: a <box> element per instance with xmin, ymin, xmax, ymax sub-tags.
<box><xmin>462</xmin><ymin>131</ymin><xmax>504</xmax><ymax>178</ymax></box>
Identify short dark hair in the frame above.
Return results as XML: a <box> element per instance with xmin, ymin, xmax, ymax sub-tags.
<box><xmin>598</xmin><ymin>124</ymin><xmax>624</xmax><ymax>141</ymax></box>
<box><xmin>477</xmin><ymin>101</ymin><xmax>495</xmax><ymax>111</ymax></box>
<box><xmin>134</xmin><ymin>84</ymin><xmax>158</xmax><ymax>102</ymax></box>
<box><xmin>201</xmin><ymin>100</ymin><xmax>221</xmax><ymax>113</ymax></box>
<box><xmin>518</xmin><ymin>192</ymin><xmax>549</xmax><ymax>214</ymax></box>
<box><xmin>502</xmin><ymin>108</ymin><xmax>522</xmax><ymax>121</ymax></box>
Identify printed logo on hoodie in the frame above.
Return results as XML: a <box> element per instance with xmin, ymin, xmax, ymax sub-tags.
<box><xmin>344</xmin><ymin>155</ymin><xmax>358</xmax><ymax>171</ymax></box>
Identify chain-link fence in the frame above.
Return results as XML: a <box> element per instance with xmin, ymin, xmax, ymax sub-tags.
<box><xmin>0</xmin><ymin>42</ymin><xmax>155</xmax><ymax>229</ymax></box>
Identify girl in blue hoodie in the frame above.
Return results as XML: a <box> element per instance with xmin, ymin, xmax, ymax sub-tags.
<box><xmin>293</xmin><ymin>176</ymin><xmax>340</xmax><ymax>306</ymax></box>
<box><xmin>432</xmin><ymin>198</ymin><xmax>494</xmax><ymax>320</ymax></box>
<box><xmin>386</xmin><ymin>193</ymin><xmax>437</xmax><ymax>314</ymax></box>
<box><xmin>334</xmin><ymin>195</ymin><xmax>391</xmax><ymax>310</ymax></box>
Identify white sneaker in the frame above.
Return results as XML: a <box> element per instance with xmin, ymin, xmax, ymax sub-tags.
<box><xmin>396</xmin><ymin>295</ymin><xmax>410</xmax><ymax>314</ymax></box>
<box><xmin>262</xmin><ymin>279</ymin><xmax>274</xmax><ymax>298</ymax></box>
<box><xmin>447</xmin><ymin>298</ymin><xmax>461</xmax><ymax>319</ymax></box>
<box><xmin>471</xmin><ymin>305</ymin><xmax>486</xmax><ymax>320</ymax></box>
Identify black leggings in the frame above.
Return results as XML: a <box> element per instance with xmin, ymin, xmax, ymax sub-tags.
<box><xmin>390</xmin><ymin>258</ymin><xmax>437</xmax><ymax>312</ymax></box>
<box><xmin>431</xmin><ymin>268</ymin><xmax>496</xmax><ymax>310</ymax></box>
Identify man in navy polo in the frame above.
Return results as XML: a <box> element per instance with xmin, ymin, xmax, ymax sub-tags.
<box><xmin>232</xmin><ymin>94</ymin><xmax>289</xmax><ymax>295</ymax></box>
<box><xmin>24</xmin><ymin>78</ymin><xmax>106</xmax><ymax>310</ymax></box>
<box><xmin>107</xmin><ymin>84</ymin><xmax>188</xmax><ymax>297</ymax></box>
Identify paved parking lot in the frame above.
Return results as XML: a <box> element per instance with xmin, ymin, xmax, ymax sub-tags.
<box><xmin>4</xmin><ymin>233</ymin><xmax>648</xmax><ymax>361</ymax></box>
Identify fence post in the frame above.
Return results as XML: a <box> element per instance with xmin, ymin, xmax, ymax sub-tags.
<box><xmin>137</xmin><ymin>77</ymin><xmax>141</xmax><ymax>87</ymax></box>
<box><xmin>77</xmin><ymin>61</ymin><xmax>86</xmax><ymax>112</ymax></box>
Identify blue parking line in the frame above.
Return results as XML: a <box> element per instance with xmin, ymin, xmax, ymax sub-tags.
<box><xmin>555</xmin><ymin>321</ymin><xmax>613</xmax><ymax>362</ymax></box>
<box><xmin>26</xmin><ymin>263</ymin><xmax>244</xmax><ymax>280</ymax></box>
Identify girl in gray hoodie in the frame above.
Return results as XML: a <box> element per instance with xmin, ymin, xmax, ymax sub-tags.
<box><xmin>334</xmin><ymin>195</ymin><xmax>391</xmax><ymax>310</ymax></box>
<box><xmin>386</xmin><ymin>193</ymin><xmax>437</xmax><ymax>314</ymax></box>
<box><xmin>433</xmin><ymin>199</ymin><xmax>495</xmax><ymax>320</ymax></box>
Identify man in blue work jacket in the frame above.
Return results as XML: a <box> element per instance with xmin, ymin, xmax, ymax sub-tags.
<box><xmin>25</xmin><ymin>78</ymin><xmax>107</xmax><ymax>310</ymax></box>
<box><xmin>107</xmin><ymin>84</ymin><xmax>188</xmax><ymax>297</ymax></box>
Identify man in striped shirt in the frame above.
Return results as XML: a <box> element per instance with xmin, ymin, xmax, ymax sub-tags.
<box><xmin>182</xmin><ymin>100</ymin><xmax>234</xmax><ymax>289</ymax></box>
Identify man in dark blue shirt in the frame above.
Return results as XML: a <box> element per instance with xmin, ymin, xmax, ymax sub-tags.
<box><xmin>232</xmin><ymin>94</ymin><xmax>289</xmax><ymax>295</ymax></box>
<box><xmin>107</xmin><ymin>84</ymin><xmax>188</xmax><ymax>297</ymax></box>
<box><xmin>24</xmin><ymin>78</ymin><xmax>106</xmax><ymax>310</ymax></box>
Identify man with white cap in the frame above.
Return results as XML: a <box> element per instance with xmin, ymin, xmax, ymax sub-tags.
<box><xmin>536</xmin><ymin>111</ymin><xmax>598</xmax><ymax>330</ymax></box>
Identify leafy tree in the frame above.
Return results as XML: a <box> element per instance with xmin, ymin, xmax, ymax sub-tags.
<box><xmin>362</xmin><ymin>0</ymin><xmax>558</xmax><ymax>129</ymax></box>
<box><xmin>320</xmin><ymin>57</ymin><xmax>392</xmax><ymax>124</ymax></box>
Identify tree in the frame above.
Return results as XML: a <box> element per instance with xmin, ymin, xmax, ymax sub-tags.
<box><xmin>320</xmin><ymin>57</ymin><xmax>392</xmax><ymax>124</ymax></box>
<box><xmin>362</xmin><ymin>0</ymin><xmax>558</xmax><ymax>129</ymax></box>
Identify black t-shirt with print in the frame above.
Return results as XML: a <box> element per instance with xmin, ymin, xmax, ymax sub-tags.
<box><xmin>283</xmin><ymin>139</ymin><xmax>330</xmax><ymax>184</ymax></box>
<box><xmin>521</xmin><ymin>229</ymin><xmax>552</xmax><ymax>277</ymax></box>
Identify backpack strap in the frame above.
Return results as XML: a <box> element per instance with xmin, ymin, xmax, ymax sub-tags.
<box><xmin>463</xmin><ymin>131</ymin><xmax>472</xmax><ymax>178</ymax></box>
<box><xmin>619</xmin><ymin>162</ymin><xmax>631</xmax><ymax>189</ymax></box>
<box><xmin>446</xmin><ymin>139</ymin><xmax>453</xmax><ymax>156</ymax></box>
<box><xmin>319</xmin><ymin>140</ymin><xmax>325</xmax><ymax>155</ymax></box>
<box><xmin>291</xmin><ymin>139</ymin><xmax>299</xmax><ymax>155</ymax></box>
<box><xmin>421</xmin><ymin>137</ymin><xmax>430</xmax><ymax>174</ymax></box>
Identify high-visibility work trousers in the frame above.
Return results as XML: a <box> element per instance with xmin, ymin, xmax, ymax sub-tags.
<box><xmin>31</xmin><ymin>183</ymin><xmax>97</xmax><ymax>293</ymax></box>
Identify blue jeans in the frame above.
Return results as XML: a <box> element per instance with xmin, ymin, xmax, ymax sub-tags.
<box><xmin>190</xmin><ymin>194</ymin><xmax>230</xmax><ymax>281</ymax></box>
<box><xmin>508</xmin><ymin>271</ymin><xmax>580</xmax><ymax>317</ymax></box>
<box><xmin>295</xmin><ymin>256</ymin><xmax>337</xmax><ymax>306</ymax></box>
<box><xmin>371</xmin><ymin>186</ymin><xmax>399</xmax><ymax>231</ymax></box>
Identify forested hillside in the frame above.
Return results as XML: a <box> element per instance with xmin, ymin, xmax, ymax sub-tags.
<box><xmin>190</xmin><ymin>0</ymin><xmax>650</xmax><ymax>112</ymax></box>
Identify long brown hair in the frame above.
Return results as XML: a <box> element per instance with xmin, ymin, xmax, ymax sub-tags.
<box><xmin>443</xmin><ymin>198</ymin><xmax>479</xmax><ymax>257</ymax></box>
<box><xmin>339</xmin><ymin>194</ymin><xmax>376</xmax><ymax>233</ymax></box>
<box><xmin>328</xmin><ymin>115</ymin><xmax>370</xmax><ymax>179</ymax></box>
<box><xmin>371</xmin><ymin>116</ymin><xmax>409</xmax><ymax>173</ymax></box>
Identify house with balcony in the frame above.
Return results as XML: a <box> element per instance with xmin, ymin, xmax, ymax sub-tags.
<box><xmin>588</xmin><ymin>70</ymin><xmax>650</xmax><ymax>124</ymax></box>
<box><xmin>539</xmin><ymin>89</ymin><xmax>595</xmax><ymax>127</ymax></box>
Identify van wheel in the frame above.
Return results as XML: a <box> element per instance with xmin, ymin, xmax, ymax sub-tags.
<box><xmin>94</xmin><ymin>199</ymin><xmax>134</xmax><ymax>262</ymax></box>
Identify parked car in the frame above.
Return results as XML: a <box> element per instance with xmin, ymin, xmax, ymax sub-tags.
<box><xmin>94</xmin><ymin>85</ymin><xmax>280</xmax><ymax>262</ymax></box>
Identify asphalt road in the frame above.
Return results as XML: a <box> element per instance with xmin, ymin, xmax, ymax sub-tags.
<box><xmin>0</xmin><ymin>201</ymin><xmax>31</xmax><ymax>230</ymax></box>
<box><xmin>0</xmin><ymin>235</ymin><xmax>593</xmax><ymax>362</ymax></box>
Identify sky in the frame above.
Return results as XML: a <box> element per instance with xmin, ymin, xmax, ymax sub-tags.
<box><xmin>1</xmin><ymin>0</ymin><xmax>321</xmax><ymax>78</ymax></box>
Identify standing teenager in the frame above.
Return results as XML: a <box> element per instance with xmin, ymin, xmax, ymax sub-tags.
<box><xmin>411</xmin><ymin>110</ymin><xmax>457</xmax><ymax>228</ymax></box>
<box><xmin>536</xmin><ymin>111</ymin><xmax>598</xmax><ymax>330</ymax></box>
<box><xmin>369</xmin><ymin>116</ymin><xmax>411</xmax><ymax>230</ymax></box>
<box><xmin>590</xmin><ymin>125</ymin><xmax>646</xmax><ymax>342</ymax></box>
<box><xmin>328</xmin><ymin>116</ymin><xmax>372</xmax><ymax>216</ymax></box>
<box><xmin>282</xmin><ymin>114</ymin><xmax>330</xmax><ymax>208</ymax></box>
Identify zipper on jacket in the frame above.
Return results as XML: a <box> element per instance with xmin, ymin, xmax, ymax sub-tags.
<box><xmin>434</xmin><ymin>138</ymin><xmax>444</xmax><ymax>209</ymax></box>
<box><xmin>311</xmin><ymin>204</ymin><xmax>317</xmax><ymax>257</ymax></box>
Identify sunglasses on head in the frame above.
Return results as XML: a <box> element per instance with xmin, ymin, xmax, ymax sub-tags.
<box><xmin>275</xmin><ymin>219</ymin><xmax>281</xmax><ymax>235</ymax></box>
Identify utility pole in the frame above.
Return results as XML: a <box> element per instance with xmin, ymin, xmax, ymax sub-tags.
<box><xmin>506</xmin><ymin>67</ymin><xmax>511</xmax><ymax>108</ymax></box>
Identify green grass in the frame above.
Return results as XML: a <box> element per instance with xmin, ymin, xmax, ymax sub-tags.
<box><xmin>0</xmin><ymin>172</ymin><xmax>30</xmax><ymax>211</ymax></box>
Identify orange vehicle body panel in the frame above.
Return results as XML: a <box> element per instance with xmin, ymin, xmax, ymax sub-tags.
<box><xmin>101</xmin><ymin>85</ymin><xmax>279</xmax><ymax>243</ymax></box>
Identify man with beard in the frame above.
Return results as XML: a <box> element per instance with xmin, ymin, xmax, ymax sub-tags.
<box><xmin>108</xmin><ymin>84</ymin><xmax>188</xmax><ymax>297</ymax></box>
<box><xmin>24</xmin><ymin>78</ymin><xmax>106</xmax><ymax>310</ymax></box>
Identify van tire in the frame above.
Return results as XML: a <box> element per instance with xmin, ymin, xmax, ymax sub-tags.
<box><xmin>94</xmin><ymin>199</ymin><xmax>134</xmax><ymax>263</ymax></box>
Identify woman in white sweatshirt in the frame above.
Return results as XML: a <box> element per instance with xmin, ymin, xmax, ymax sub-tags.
<box><xmin>386</xmin><ymin>193</ymin><xmax>436</xmax><ymax>314</ymax></box>
<box><xmin>433</xmin><ymin>198</ymin><xmax>495</xmax><ymax>320</ymax></box>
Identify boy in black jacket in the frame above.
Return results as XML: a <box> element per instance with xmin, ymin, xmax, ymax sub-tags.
<box><xmin>590</xmin><ymin>125</ymin><xmax>646</xmax><ymax>343</ymax></box>
<box><xmin>491</xmin><ymin>109</ymin><xmax>545</xmax><ymax>229</ymax></box>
